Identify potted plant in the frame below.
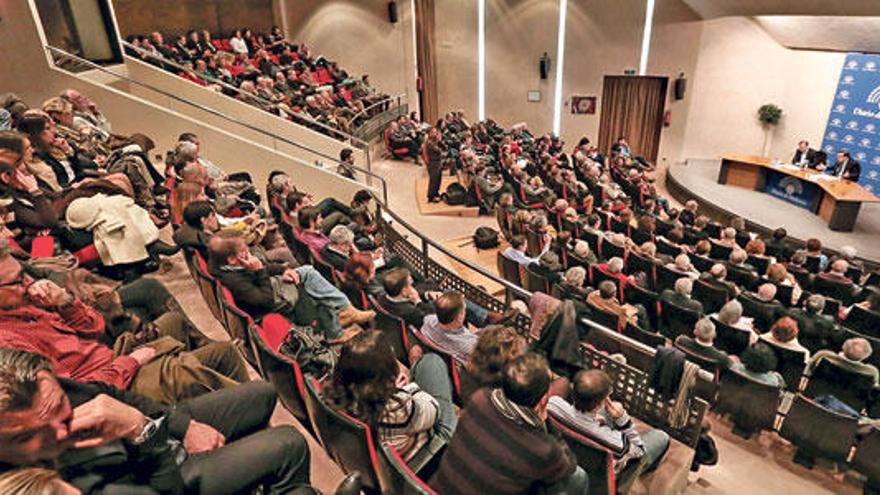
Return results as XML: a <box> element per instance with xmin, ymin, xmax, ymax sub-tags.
<box><xmin>757</xmin><ymin>103</ymin><xmax>783</xmax><ymax>157</ymax></box>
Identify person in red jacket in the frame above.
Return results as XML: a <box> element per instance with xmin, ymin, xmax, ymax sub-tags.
<box><xmin>0</xmin><ymin>246</ymin><xmax>248</xmax><ymax>403</ymax></box>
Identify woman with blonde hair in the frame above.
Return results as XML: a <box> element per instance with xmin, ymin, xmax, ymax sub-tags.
<box><xmin>0</xmin><ymin>468</ymin><xmax>81</xmax><ymax>495</ymax></box>
<box><xmin>463</xmin><ymin>325</ymin><xmax>527</xmax><ymax>402</ymax></box>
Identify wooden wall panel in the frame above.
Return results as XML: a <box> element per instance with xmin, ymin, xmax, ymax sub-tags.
<box><xmin>112</xmin><ymin>0</ymin><xmax>274</xmax><ymax>38</ymax></box>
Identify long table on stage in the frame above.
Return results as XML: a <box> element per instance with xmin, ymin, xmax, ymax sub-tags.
<box><xmin>717</xmin><ymin>153</ymin><xmax>880</xmax><ymax>232</ymax></box>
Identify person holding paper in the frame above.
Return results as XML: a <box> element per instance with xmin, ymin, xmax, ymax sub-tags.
<box><xmin>791</xmin><ymin>140</ymin><xmax>820</xmax><ymax>168</ymax></box>
<box><xmin>819</xmin><ymin>150</ymin><xmax>861</xmax><ymax>182</ymax></box>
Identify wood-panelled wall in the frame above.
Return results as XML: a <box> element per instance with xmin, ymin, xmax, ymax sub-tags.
<box><xmin>112</xmin><ymin>0</ymin><xmax>277</xmax><ymax>38</ymax></box>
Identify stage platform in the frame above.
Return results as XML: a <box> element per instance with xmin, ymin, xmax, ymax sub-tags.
<box><xmin>667</xmin><ymin>159</ymin><xmax>880</xmax><ymax>264</ymax></box>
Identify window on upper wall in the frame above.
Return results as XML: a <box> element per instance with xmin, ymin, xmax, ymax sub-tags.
<box><xmin>34</xmin><ymin>0</ymin><xmax>122</xmax><ymax>66</ymax></box>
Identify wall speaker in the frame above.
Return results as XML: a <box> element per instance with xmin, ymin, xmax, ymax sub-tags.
<box><xmin>388</xmin><ymin>1</ymin><xmax>398</xmax><ymax>24</ymax></box>
<box><xmin>540</xmin><ymin>52</ymin><xmax>550</xmax><ymax>80</ymax></box>
<box><xmin>674</xmin><ymin>73</ymin><xmax>686</xmax><ymax>100</ymax></box>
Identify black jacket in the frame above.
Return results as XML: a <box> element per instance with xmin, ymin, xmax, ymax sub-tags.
<box><xmin>319</xmin><ymin>245</ymin><xmax>349</xmax><ymax>272</ymax></box>
<box><xmin>832</xmin><ymin>158</ymin><xmax>861</xmax><ymax>182</ymax></box>
<box><xmin>786</xmin><ymin>308</ymin><xmax>843</xmax><ymax>353</ymax></box>
<box><xmin>57</xmin><ymin>379</ymin><xmax>191</xmax><ymax>494</ymax></box>
<box><xmin>172</xmin><ymin>224</ymin><xmax>210</xmax><ymax>259</ymax></box>
<box><xmin>660</xmin><ymin>290</ymin><xmax>704</xmax><ymax>314</ymax></box>
<box><xmin>791</xmin><ymin>148</ymin><xmax>819</xmax><ymax>167</ymax></box>
<box><xmin>674</xmin><ymin>335</ymin><xmax>733</xmax><ymax>369</ymax></box>
<box><xmin>211</xmin><ymin>263</ymin><xmax>285</xmax><ymax>319</ymax></box>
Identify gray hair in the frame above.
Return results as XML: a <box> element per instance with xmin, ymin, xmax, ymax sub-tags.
<box><xmin>674</xmin><ymin>254</ymin><xmax>691</xmax><ymax>272</ymax></box>
<box><xmin>757</xmin><ymin>283</ymin><xmax>777</xmax><ymax>302</ymax></box>
<box><xmin>693</xmin><ymin>318</ymin><xmax>716</xmax><ymax>342</ymax></box>
<box><xmin>805</xmin><ymin>294</ymin><xmax>826</xmax><ymax>313</ymax></box>
<box><xmin>564</xmin><ymin>266</ymin><xmax>586</xmax><ymax>288</ymax></box>
<box><xmin>607</xmin><ymin>257</ymin><xmax>624</xmax><ymax>274</ymax></box>
<box><xmin>174</xmin><ymin>140</ymin><xmax>199</xmax><ymax>162</ymax></box>
<box><xmin>674</xmin><ymin>277</ymin><xmax>693</xmax><ymax>297</ymax></box>
<box><xmin>842</xmin><ymin>338</ymin><xmax>872</xmax><ymax>362</ymax></box>
<box><xmin>721</xmin><ymin>227</ymin><xmax>736</xmax><ymax>240</ymax></box>
<box><xmin>717</xmin><ymin>300</ymin><xmax>743</xmax><ymax>325</ymax></box>
<box><xmin>328</xmin><ymin>225</ymin><xmax>355</xmax><ymax>245</ymax></box>
<box><xmin>0</xmin><ymin>348</ymin><xmax>52</xmax><ymax>414</ymax></box>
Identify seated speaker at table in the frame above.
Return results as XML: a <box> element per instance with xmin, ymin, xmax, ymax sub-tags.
<box><xmin>791</xmin><ymin>140</ymin><xmax>822</xmax><ymax>169</ymax></box>
<box><xmin>817</xmin><ymin>150</ymin><xmax>861</xmax><ymax>182</ymax></box>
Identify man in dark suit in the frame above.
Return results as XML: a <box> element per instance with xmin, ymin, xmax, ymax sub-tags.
<box><xmin>674</xmin><ymin>318</ymin><xmax>733</xmax><ymax>369</ymax></box>
<box><xmin>660</xmin><ymin>277</ymin><xmax>704</xmax><ymax>314</ymax></box>
<box><xmin>699</xmin><ymin>264</ymin><xmax>740</xmax><ymax>299</ymax></box>
<box><xmin>764</xmin><ymin>227</ymin><xmax>793</xmax><ymax>262</ymax></box>
<box><xmin>821</xmin><ymin>150</ymin><xmax>861</xmax><ymax>182</ymax></box>
<box><xmin>791</xmin><ymin>140</ymin><xmax>819</xmax><ymax>168</ymax></box>
<box><xmin>786</xmin><ymin>294</ymin><xmax>843</xmax><ymax>353</ymax></box>
<box><xmin>0</xmin><ymin>347</ymin><xmax>315</xmax><ymax>495</ymax></box>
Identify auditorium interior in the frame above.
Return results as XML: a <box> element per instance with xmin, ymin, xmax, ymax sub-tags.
<box><xmin>1</xmin><ymin>0</ymin><xmax>880</xmax><ymax>494</ymax></box>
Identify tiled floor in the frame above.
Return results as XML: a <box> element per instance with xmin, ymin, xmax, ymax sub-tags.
<box><xmin>158</xmin><ymin>156</ymin><xmax>864</xmax><ymax>494</ymax></box>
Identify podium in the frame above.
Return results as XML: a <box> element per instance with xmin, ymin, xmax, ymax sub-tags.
<box><xmin>718</xmin><ymin>153</ymin><xmax>879</xmax><ymax>232</ymax></box>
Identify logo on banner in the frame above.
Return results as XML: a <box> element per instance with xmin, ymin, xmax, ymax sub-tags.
<box><xmin>857</xmin><ymin>152</ymin><xmax>868</xmax><ymax>161</ymax></box>
<box><xmin>780</xmin><ymin>177</ymin><xmax>803</xmax><ymax>196</ymax></box>
<box><xmin>834</xmin><ymin>104</ymin><xmax>847</xmax><ymax>113</ymax></box>
<box><xmin>847</xmin><ymin>60</ymin><xmax>860</xmax><ymax>70</ymax></box>
<box><xmin>865</xmin><ymin>123</ymin><xmax>876</xmax><ymax>133</ymax></box>
<box><xmin>870</xmin><ymin>170</ymin><xmax>879</xmax><ymax>180</ymax></box>
<box><xmin>847</xmin><ymin>120</ymin><xmax>860</xmax><ymax>129</ymax></box>
<box><xmin>872</xmin><ymin>156</ymin><xmax>880</xmax><ymax>166</ymax></box>
<box><xmin>865</xmin><ymin>61</ymin><xmax>878</xmax><ymax>72</ymax></box>
<box><xmin>860</xmin><ymin>138</ymin><xmax>872</xmax><ymax>148</ymax></box>
<box><xmin>868</xmin><ymin>86</ymin><xmax>880</xmax><ymax>109</ymax></box>
<box><xmin>838</xmin><ymin>90</ymin><xmax>851</xmax><ymax>99</ymax></box>
<box><xmin>825</xmin><ymin>144</ymin><xmax>836</xmax><ymax>153</ymax></box>
<box><xmin>844</xmin><ymin>134</ymin><xmax>855</xmax><ymax>144</ymax></box>
<box><xmin>830</xmin><ymin>118</ymin><xmax>842</xmax><ymax>127</ymax></box>
<box><xmin>842</xmin><ymin>75</ymin><xmax>856</xmax><ymax>85</ymax></box>
<box><xmin>827</xmin><ymin>131</ymin><xmax>839</xmax><ymax>140</ymax></box>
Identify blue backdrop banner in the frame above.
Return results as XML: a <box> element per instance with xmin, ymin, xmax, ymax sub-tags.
<box><xmin>764</xmin><ymin>169</ymin><xmax>819</xmax><ymax>210</ymax></box>
<box><xmin>821</xmin><ymin>52</ymin><xmax>880</xmax><ymax>195</ymax></box>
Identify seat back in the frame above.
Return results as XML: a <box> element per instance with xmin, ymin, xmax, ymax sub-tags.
<box><xmin>525</xmin><ymin>227</ymin><xmax>545</xmax><ymax>257</ymax></box>
<box><xmin>380</xmin><ymin>442</ymin><xmax>437</xmax><ymax>495</ymax></box>
<box><xmin>710</xmin><ymin>317</ymin><xmax>752</xmax><ymax>356</ymax></box>
<box><xmin>851</xmin><ymin>427</ymin><xmax>880</xmax><ymax>486</ymax></box>
<box><xmin>738</xmin><ymin>296</ymin><xmax>780</xmax><ymax>333</ymax></box>
<box><xmin>803</xmin><ymin>359</ymin><xmax>876</xmax><ymax>413</ymax></box>
<box><xmin>311</xmin><ymin>249</ymin><xmax>340</xmax><ymax>286</ymax></box>
<box><xmin>625</xmin><ymin>253</ymin><xmax>656</xmax><ymax>290</ymax></box>
<box><xmin>249</xmin><ymin>324</ymin><xmax>312</xmax><ymax>427</ymax></box>
<box><xmin>407</xmin><ymin>326</ymin><xmax>462</xmax><ymax>403</ymax></box>
<box><xmin>588</xmin><ymin>304</ymin><xmax>622</xmax><ymax>333</ymax></box>
<box><xmin>579</xmin><ymin>230</ymin><xmax>602</xmax><ymax>259</ymax></box>
<box><xmin>341</xmin><ymin>285</ymin><xmax>370</xmax><ymax>310</ymax></box>
<box><xmin>192</xmin><ymin>257</ymin><xmax>225</xmax><ymax>324</ymax></box>
<box><xmin>708</xmin><ymin>242</ymin><xmax>733</xmax><ymax>261</ymax></box>
<box><xmin>774</xmin><ymin>283</ymin><xmax>796</xmax><ymax>307</ymax></box>
<box><xmin>655</xmin><ymin>264</ymin><xmax>684</xmax><ymax>293</ymax></box>
<box><xmin>622</xmin><ymin>321</ymin><xmax>665</xmax><ymax>348</ymax></box>
<box><xmin>609</xmin><ymin>216</ymin><xmax>630</xmax><ymax>236</ymax></box>
<box><xmin>747</xmin><ymin>255</ymin><xmax>771</xmax><ymax>276</ymax></box>
<box><xmin>521</xmin><ymin>265</ymin><xmax>551</xmax><ymax>294</ymax></box>
<box><xmin>726</xmin><ymin>266</ymin><xmax>758</xmax><ymax>291</ymax></box>
<box><xmin>547</xmin><ymin>416</ymin><xmax>615</xmax><ymax>495</ymax></box>
<box><xmin>693</xmin><ymin>280</ymin><xmax>729</xmax><ymax>315</ymax></box>
<box><xmin>496</xmin><ymin>252</ymin><xmax>523</xmax><ymax>286</ymax></box>
<box><xmin>763</xmin><ymin>339</ymin><xmax>807</xmax><ymax>392</ymax></box>
<box><xmin>220</xmin><ymin>287</ymin><xmax>253</xmax><ymax>343</ymax></box>
<box><xmin>779</xmin><ymin>394</ymin><xmax>858</xmax><ymax>464</ymax></box>
<box><xmin>305</xmin><ymin>378</ymin><xmax>386</xmax><ymax>492</ymax></box>
<box><xmin>659</xmin><ymin>300</ymin><xmax>701</xmax><ymax>341</ymax></box>
<box><xmin>656</xmin><ymin>238</ymin><xmax>682</xmax><ymax>257</ymax></box>
<box><xmin>812</xmin><ymin>276</ymin><xmax>856</xmax><ymax>306</ymax></box>
<box><xmin>715</xmin><ymin>369</ymin><xmax>781</xmax><ymax>438</ymax></box>
<box><xmin>599</xmin><ymin>238</ymin><xmax>626</xmax><ymax>262</ymax></box>
<box><xmin>845</xmin><ymin>305</ymin><xmax>880</xmax><ymax>338</ymax></box>
<box><xmin>688</xmin><ymin>253</ymin><xmax>714</xmax><ymax>274</ymax></box>
<box><xmin>368</xmin><ymin>295</ymin><xmax>411</xmax><ymax>365</ymax></box>
<box><xmin>804</xmin><ymin>255</ymin><xmax>823</xmax><ymax>274</ymax></box>
<box><xmin>623</xmin><ymin>283</ymin><xmax>659</xmax><ymax>330</ymax></box>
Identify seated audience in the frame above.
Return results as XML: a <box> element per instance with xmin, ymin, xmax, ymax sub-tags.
<box><xmin>587</xmin><ymin>280</ymin><xmax>642</xmax><ymax>329</ymax></box>
<box><xmin>502</xmin><ymin>234</ymin><xmax>547</xmax><ymax>267</ymax></box>
<box><xmin>0</xmin><ymin>247</ymin><xmax>248</xmax><ymax>403</ymax></box>
<box><xmin>548</xmin><ymin>369</ymin><xmax>669</xmax><ymax>490</ymax></box>
<box><xmin>713</xmin><ymin>299</ymin><xmax>755</xmax><ymax>333</ymax></box>
<box><xmin>431</xmin><ymin>353</ymin><xmax>587</xmax><ymax>494</ymax></box>
<box><xmin>420</xmin><ymin>291</ymin><xmax>494</xmax><ymax>365</ymax></box>
<box><xmin>0</xmin><ymin>347</ymin><xmax>314</xmax><ymax>494</ymax></box>
<box><xmin>787</xmin><ymin>294</ymin><xmax>841</xmax><ymax>353</ymax></box>
<box><xmin>699</xmin><ymin>263</ymin><xmax>739</xmax><ymax>298</ymax></box>
<box><xmin>462</xmin><ymin>325</ymin><xmax>527</xmax><ymax>402</ymax></box>
<box><xmin>738</xmin><ymin>283</ymin><xmax>785</xmax><ymax>332</ymax></box>
<box><xmin>172</xmin><ymin>200</ymin><xmax>218</xmax><ymax>258</ymax></box>
<box><xmin>206</xmin><ymin>233</ymin><xmax>373</xmax><ymax>343</ymax></box>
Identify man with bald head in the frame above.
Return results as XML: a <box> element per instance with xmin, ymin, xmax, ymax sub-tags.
<box><xmin>806</xmin><ymin>337</ymin><xmax>878</xmax><ymax>385</ymax></box>
<box><xmin>699</xmin><ymin>263</ymin><xmax>739</xmax><ymax>298</ymax></box>
<box><xmin>817</xmin><ymin>259</ymin><xmax>855</xmax><ymax>286</ymax></box>
<box><xmin>738</xmin><ymin>283</ymin><xmax>785</xmax><ymax>333</ymax></box>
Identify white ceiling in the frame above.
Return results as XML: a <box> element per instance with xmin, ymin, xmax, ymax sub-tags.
<box><xmin>755</xmin><ymin>16</ymin><xmax>880</xmax><ymax>53</ymax></box>
<box><xmin>681</xmin><ymin>0</ymin><xmax>880</xmax><ymax>19</ymax></box>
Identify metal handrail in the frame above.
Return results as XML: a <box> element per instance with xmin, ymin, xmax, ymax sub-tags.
<box><xmin>120</xmin><ymin>40</ymin><xmax>370</xmax><ymax>150</ymax></box>
<box><xmin>45</xmin><ymin>45</ymin><xmax>387</xmax><ymax>205</ymax></box>
<box><xmin>352</xmin><ymin>93</ymin><xmax>406</xmax><ymax>125</ymax></box>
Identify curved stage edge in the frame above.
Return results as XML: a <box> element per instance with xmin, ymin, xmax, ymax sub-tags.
<box><xmin>666</xmin><ymin>159</ymin><xmax>880</xmax><ymax>267</ymax></box>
